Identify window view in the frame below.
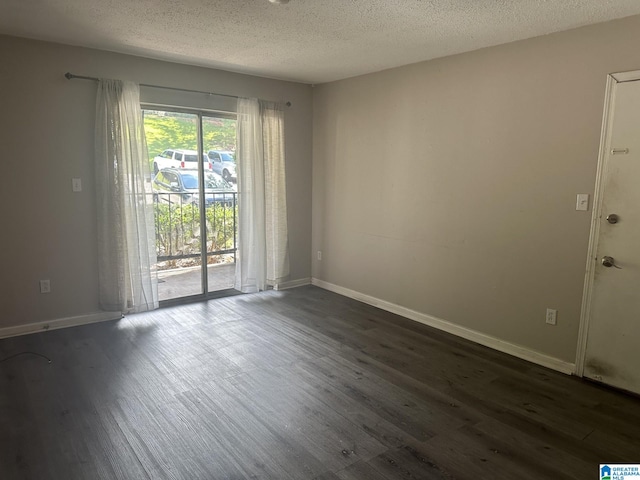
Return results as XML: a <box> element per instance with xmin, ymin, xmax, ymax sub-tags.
<box><xmin>143</xmin><ymin>109</ymin><xmax>238</xmax><ymax>301</ymax></box>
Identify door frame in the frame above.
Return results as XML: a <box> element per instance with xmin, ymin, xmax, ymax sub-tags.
<box><xmin>142</xmin><ymin>103</ymin><xmax>240</xmax><ymax>306</ymax></box>
<box><xmin>576</xmin><ymin>69</ymin><xmax>640</xmax><ymax>376</ymax></box>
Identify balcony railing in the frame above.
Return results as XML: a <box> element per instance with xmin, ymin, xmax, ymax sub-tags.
<box><xmin>150</xmin><ymin>192</ymin><xmax>237</xmax><ymax>266</ymax></box>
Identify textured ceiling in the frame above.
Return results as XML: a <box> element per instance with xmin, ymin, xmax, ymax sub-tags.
<box><xmin>2</xmin><ymin>0</ymin><xmax>640</xmax><ymax>84</ymax></box>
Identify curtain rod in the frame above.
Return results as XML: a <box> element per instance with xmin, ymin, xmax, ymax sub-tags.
<box><xmin>64</xmin><ymin>72</ymin><xmax>292</xmax><ymax>107</ymax></box>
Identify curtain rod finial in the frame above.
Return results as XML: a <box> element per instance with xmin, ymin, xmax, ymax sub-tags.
<box><xmin>65</xmin><ymin>72</ymin><xmax>73</xmax><ymax>80</ymax></box>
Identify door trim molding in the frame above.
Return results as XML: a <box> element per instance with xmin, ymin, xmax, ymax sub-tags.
<box><xmin>576</xmin><ymin>69</ymin><xmax>640</xmax><ymax>376</ymax></box>
<box><xmin>611</xmin><ymin>70</ymin><xmax>640</xmax><ymax>83</ymax></box>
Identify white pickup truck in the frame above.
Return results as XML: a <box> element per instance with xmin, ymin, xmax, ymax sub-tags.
<box><xmin>153</xmin><ymin>149</ymin><xmax>209</xmax><ymax>174</ymax></box>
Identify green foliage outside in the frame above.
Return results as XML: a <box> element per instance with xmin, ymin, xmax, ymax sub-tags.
<box><xmin>203</xmin><ymin>116</ymin><xmax>236</xmax><ymax>153</ymax></box>
<box><xmin>154</xmin><ymin>202</ymin><xmax>237</xmax><ymax>269</ymax></box>
<box><xmin>143</xmin><ymin>111</ymin><xmax>237</xmax><ymax>164</ymax></box>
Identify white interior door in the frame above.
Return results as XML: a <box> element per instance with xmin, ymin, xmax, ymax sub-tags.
<box><xmin>583</xmin><ymin>76</ymin><xmax>640</xmax><ymax>395</ymax></box>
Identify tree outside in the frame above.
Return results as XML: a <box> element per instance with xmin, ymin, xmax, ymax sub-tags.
<box><xmin>143</xmin><ymin>111</ymin><xmax>237</xmax><ymax>163</ymax></box>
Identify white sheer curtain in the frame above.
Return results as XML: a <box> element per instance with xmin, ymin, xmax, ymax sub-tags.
<box><xmin>95</xmin><ymin>79</ymin><xmax>158</xmax><ymax>313</ymax></box>
<box><xmin>235</xmin><ymin>98</ymin><xmax>290</xmax><ymax>293</ymax></box>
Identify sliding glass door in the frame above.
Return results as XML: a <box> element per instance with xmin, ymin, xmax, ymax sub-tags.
<box><xmin>203</xmin><ymin>115</ymin><xmax>237</xmax><ymax>293</ymax></box>
<box><xmin>142</xmin><ymin>108</ymin><xmax>237</xmax><ymax>302</ymax></box>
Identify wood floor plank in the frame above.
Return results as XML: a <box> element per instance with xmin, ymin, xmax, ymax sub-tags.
<box><xmin>471</xmin><ymin>419</ymin><xmax>594</xmax><ymax>479</ymax></box>
<box><xmin>295</xmin><ymin>353</ymin><xmax>478</xmax><ymax>441</ymax></box>
<box><xmin>180</xmin><ymin>383</ymin><xmax>328</xmax><ymax>479</ymax></box>
<box><xmin>154</xmin><ymin>395</ymin><xmax>249</xmax><ymax>479</ymax></box>
<box><xmin>366</xmin><ymin>446</ymin><xmax>453</xmax><ymax>480</ymax></box>
<box><xmin>334</xmin><ymin>460</ymin><xmax>394</xmax><ymax>480</ymax></box>
<box><xmin>446</xmin><ymin>383</ymin><xmax>632</xmax><ymax>465</ymax></box>
<box><xmin>1</xmin><ymin>285</ymin><xmax>640</xmax><ymax>480</ymax></box>
<box><xmin>222</xmin><ymin>366</ymin><xmax>389</xmax><ymax>470</ymax></box>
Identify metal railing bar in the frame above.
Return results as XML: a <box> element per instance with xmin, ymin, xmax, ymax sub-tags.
<box><xmin>150</xmin><ymin>191</ymin><xmax>238</xmax><ymax>265</ymax></box>
<box><xmin>157</xmin><ymin>248</ymin><xmax>236</xmax><ymax>262</ymax></box>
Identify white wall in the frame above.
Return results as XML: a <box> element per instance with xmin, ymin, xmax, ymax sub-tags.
<box><xmin>312</xmin><ymin>15</ymin><xmax>640</xmax><ymax>364</ymax></box>
<box><xmin>0</xmin><ymin>35</ymin><xmax>312</xmax><ymax>330</ymax></box>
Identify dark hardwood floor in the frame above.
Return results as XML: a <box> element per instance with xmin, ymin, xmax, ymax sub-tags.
<box><xmin>1</xmin><ymin>285</ymin><xmax>639</xmax><ymax>479</ymax></box>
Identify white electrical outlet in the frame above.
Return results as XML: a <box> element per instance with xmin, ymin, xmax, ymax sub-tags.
<box><xmin>40</xmin><ymin>279</ymin><xmax>51</xmax><ymax>294</ymax></box>
<box><xmin>317</xmin><ymin>250</ymin><xmax>322</xmax><ymax>261</ymax></box>
<box><xmin>546</xmin><ymin>308</ymin><xmax>557</xmax><ymax>325</ymax></box>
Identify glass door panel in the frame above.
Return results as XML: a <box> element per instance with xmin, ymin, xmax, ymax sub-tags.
<box><xmin>143</xmin><ymin>109</ymin><xmax>204</xmax><ymax>301</ymax></box>
<box><xmin>203</xmin><ymin>115</ymin><xmax>238</xmax><ymax>293</ymax></box>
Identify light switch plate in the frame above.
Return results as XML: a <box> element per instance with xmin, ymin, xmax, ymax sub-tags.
<box><xmin>576</xmin><ymin>194</ymin><xmax>589</xmax><ymax>211</ymax></box>
<box><xmin>72</xmin><ymin>178</ymin><xmax>82</xmax><ymax>192</ymax></box>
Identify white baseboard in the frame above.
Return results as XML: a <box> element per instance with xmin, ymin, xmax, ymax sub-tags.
<box><xmin>311</xmin><ymin>278</ymin><xmax>575</xmax><ymax>375</ymax></box>
<box><xmin>0</xmin><ymin>311</ymin><xmax>123</xmax><ymax>340</ymax></box>
<box><xmin>274</xmin><ymin>277</ymin><xmax>312</xmax><ymax>291</ymax></box>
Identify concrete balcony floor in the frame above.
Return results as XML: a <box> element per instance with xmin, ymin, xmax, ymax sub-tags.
<box><xmin>157</xmin><ymin>262</ymin><xmax>235</xmax><ymax>301</ymax></box>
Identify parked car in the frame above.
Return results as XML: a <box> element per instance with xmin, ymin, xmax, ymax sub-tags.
<box><xmin>153</xmin><ymin>149</ymin><xmax>212</xmax><ymax>174</ymax></box>
<box><xmin>207</xmin><ymin>150</ymin><xmax>236</xmax><ymax>182</ymax></box>
<box><xmin>152</xmin><ymin>168</ymin><xmax>235</xmax><ymax>207</ymax></box>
